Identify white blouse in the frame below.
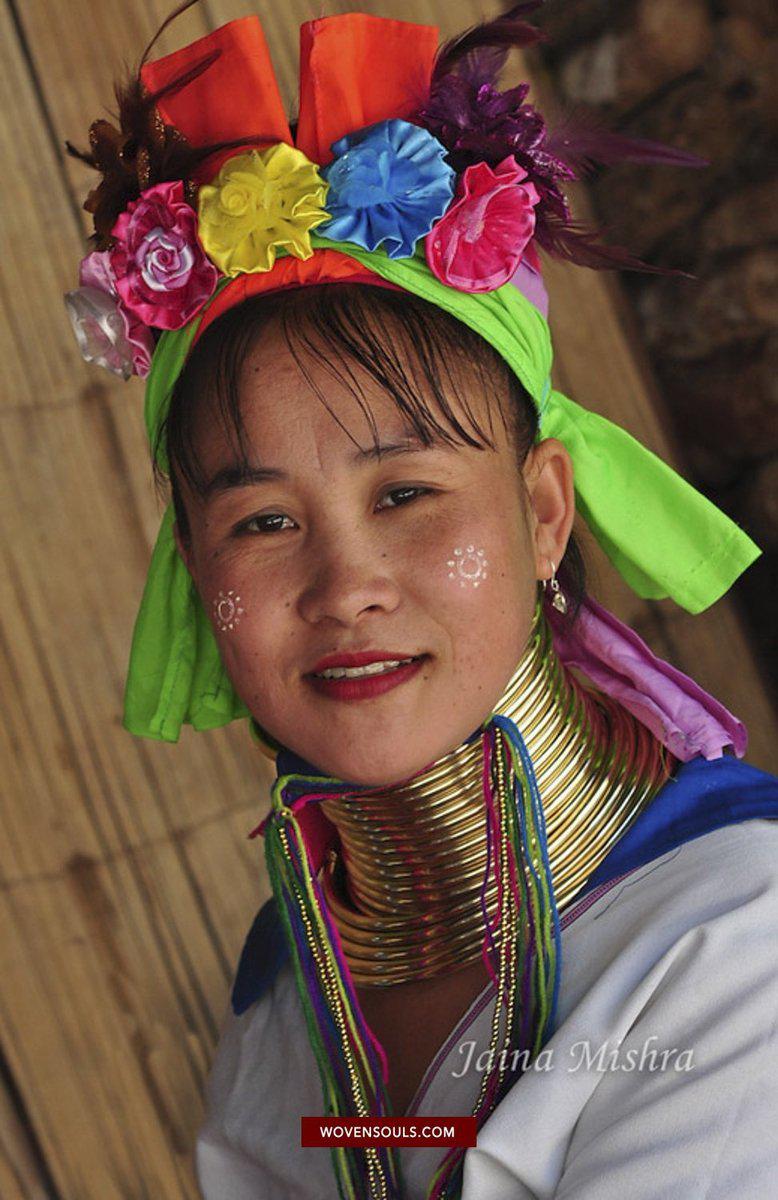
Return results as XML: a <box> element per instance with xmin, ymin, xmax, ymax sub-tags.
<box><xmin>195</xmin><ymin>819</ymin><xmax>778</xmax><ymax>1199</ymax></box>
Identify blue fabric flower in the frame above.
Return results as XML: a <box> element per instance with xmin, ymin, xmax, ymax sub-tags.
<box><xmin>318</xmin><ymin>119</ymin><xmax>456</xmax><ymax>259</ymax></box>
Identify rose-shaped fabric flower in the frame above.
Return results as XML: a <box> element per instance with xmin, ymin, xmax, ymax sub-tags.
<box><xmin>426</xmin><ymin>156</ymin><xmax>540</xmax><ymax>292</ymax></box>
<box><xmin>318</xmin><ymin>119</ymin><xmax>455</xmax><ymax>260</ymax></box>
<box><xmin>197</xmin><ymin>144</ymin><xmax>329</xmax><ymax>277</ymax></box>
<box><xmin>109</xmin><ymin>180</ymin><xmax>218</xmax><ymax>329</ymax></box>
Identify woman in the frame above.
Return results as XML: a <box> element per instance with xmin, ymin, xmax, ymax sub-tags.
<box><xmin>64</xmin><ymin>5</ymin><xmax>778</xmax><ymax>1198</ymax></box>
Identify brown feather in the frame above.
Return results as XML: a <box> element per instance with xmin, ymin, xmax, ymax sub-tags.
<box><xmin>66</xmin><ymin>50</ymin><xmax>274</xmax><ymax>247</ymax></box>
<box><xmin>139</xmin><ymin>0</ymin><xmax>205</xmax><ymax>70</ymax></box>
<box><xmin>65</xmin><ymin>0</ymin><xmax>279</xmax><ymax>247</ymax></box>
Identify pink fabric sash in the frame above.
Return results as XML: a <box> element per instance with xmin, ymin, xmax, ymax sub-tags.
<box><xmin>547</xmin><ymin>593</ymin><xmax>746</xmax><ymax>762</ymax></box>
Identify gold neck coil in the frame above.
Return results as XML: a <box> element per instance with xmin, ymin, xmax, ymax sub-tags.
<box><xmin>320</xmin><ymin>600</ymin><xmax>674</xmax><ymax>987</ymax></box>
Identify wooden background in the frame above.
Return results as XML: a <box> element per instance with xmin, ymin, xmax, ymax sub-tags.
<box><xmin>1</xmin><ymin>1</ymin><xmax>775</xmax><ymax>1196</ymax></box>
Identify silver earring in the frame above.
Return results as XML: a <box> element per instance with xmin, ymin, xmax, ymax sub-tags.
<box><xmin>543</xmin><ymin>560</ymin><xmax>567</xmax><ymax>614</ymax></box>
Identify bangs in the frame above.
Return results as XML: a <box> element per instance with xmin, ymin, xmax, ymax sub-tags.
<box><xmin>154</xmin><ymin>283</ymin><xmax>536</xmax><ymax>503</ymax></box>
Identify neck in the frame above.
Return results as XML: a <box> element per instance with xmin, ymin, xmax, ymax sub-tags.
<box><xmin>320</xmin><ymin>598</ymin><xmax>674</xmax><ymax>987</ymax></box>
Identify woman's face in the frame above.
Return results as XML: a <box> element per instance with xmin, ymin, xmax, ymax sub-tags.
<box><xmin>175</xmin><ymin>315</ymin><xmax>571</xmax><ymax>785</ymax></box>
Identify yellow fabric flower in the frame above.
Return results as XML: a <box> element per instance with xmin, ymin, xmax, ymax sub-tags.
<box><xmin>197</xmin><ymin>144</ymin><xmax>330</xmax><ymax>276</ymax></box>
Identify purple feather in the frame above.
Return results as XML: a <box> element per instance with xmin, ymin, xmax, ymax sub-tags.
<box><xmin>456</xmin><ymin>45</ymin><xmax>509</xmax><ymax>88</ymax></box>
<box><xmin>414</xmin><ymin>3</ymin><xmax>709</xmax><ymax>276</ymax></box>
<box><xmin>418</xmin><ymin>75</ymin><xmax>555</xmax><ymax>175</ymax></box>
<box><xmin>535</xmin><ymin>211</ymin><xmax>696</xmax><ymax>278</ymax></box>
<box><xmin>545</xmin><ymin>105</ymin><xmax>710</xmax><ymax>174</ymax></box>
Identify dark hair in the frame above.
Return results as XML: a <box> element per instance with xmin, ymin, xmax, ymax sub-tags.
<box><xmin>153</xmin><ymin>284</ymin><xmax>586</xmax><ymax>619</ymax></box>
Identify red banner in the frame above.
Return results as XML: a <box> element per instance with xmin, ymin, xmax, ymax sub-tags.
<box><xmin>301</xmin><ymin>1116</ymin><xmax>477</xmax><ymax>1148</ymax></box>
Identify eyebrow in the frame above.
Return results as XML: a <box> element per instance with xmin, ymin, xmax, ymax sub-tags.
<box><xmin>202</xmin><ymin>463</ymin><xmax>285</xmax><ymax>500</ymax></box>
<box><xmin>202</xmin><ymin>437</ymin><xmax>440</xmax><ymax>500</ymax></box>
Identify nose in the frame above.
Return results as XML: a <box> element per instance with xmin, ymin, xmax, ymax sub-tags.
<box><xmin>296</xmin><ymin>531</ymin><xmax>402</xmax><ymax>628</ymax></box>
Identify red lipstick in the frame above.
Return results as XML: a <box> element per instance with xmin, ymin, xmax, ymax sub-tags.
<box><xmin>305</xmin><ymin>651</ymin><xmax>428</xmax><ymax>702</ymax></box>
<box><xmin>309</xmin><ymin>649</ymin><xmax>419</xmax><ymax>673</ymax></box>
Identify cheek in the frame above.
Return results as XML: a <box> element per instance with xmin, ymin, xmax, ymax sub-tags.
<box><xmin>435</xmin><ymin>501</ymin><xmax>531</xmax><ymax>607</ymax></box>
<box><xmin>200</xmin><ymin>565</ymin><xmax>295</xmax><ymax>718</ymax></box>
<box><xmin>432</xmin><ymin>507</ymin><xmax>536</xmax><ymax>674</ymax></box>
<box><xmin>200</xmin><ymin>560</ymin><xmax>281</xmax><ymax>670</ymax></box>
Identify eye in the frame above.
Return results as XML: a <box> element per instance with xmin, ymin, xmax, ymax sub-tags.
<box><xmin>377</xmin><ymin>486</ymin><xmax>432</xmax><ymax>510</ymax></box>
<box><xmin>236</xmin><ymin>512</ymin><xmax>296</xmax><ymax>535</ymax></box>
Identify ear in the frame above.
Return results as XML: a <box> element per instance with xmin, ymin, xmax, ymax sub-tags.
<box><xmin>172</xmin><ymin>521</ymin><xmax>195</xmax><ymax>580</ymax></box>
<box><xmin>522</xmin><ymin>438</ymin><xmax>576</xmax><ymax>581</ymax></box>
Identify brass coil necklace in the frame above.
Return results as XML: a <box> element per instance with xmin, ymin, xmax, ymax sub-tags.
<box><xmin>320</xmin><ymin>599</ymin><xmax>674</xmax><ymax>987</ymax></box>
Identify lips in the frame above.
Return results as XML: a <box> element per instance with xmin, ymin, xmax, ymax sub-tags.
<box><xmin>308</xmin><ymin>649</ymin><xmax>422</xmax><ymax>674</ymax></box>
<box><xmin>305</xmin><ymin>655</ymin><xmax>428</xmax><ymax>702</ymax></box>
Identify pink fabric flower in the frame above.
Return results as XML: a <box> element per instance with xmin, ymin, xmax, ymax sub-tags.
<box><xmin>426</xmin><ymin>155</ymin><xmax>540</xmax><ymax>293</ymax></box>
<box><xmin>110</xmin><ymin>180</ymin><xmax>218</xmax><ymax>330</ymax></box>
<box><xmin>79</xmin><ymin>248</ymin><xmax>116</xmax><ymax>295</ymax></box>
<box><xmin>77</xmin><ymin>250</ymin><xmax>155</xmax><ymax>378</ymax></box>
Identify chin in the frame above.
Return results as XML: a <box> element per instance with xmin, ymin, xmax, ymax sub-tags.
<box><xmin>307</xmin><ymin>742</ymin><xmax>436</xmax><ymax>789</ymax></box>
<box><xmin>296</xmin><ymin>708</ymin><xmax>486</xmax><ymax>786</ymax></box>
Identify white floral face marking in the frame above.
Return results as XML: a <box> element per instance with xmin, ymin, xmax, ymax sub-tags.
<box><xmin>446</xmin><ymin>545</ymin><xmax>489</xmax><ymax>588</ymax></box>
<box><xmin>212</xmin><ymin>589</ymin><xmax>246</xmax><ymax>631</ymax></box>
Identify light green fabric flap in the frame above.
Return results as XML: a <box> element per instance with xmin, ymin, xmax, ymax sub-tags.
<box><xmin>126</xmin><ymin>308</ymin><xmax>251</xmax><ymax>741</ymax></box>
<box><xmin>541</xmin><ymin>388</ymin><xmax>761</xmax><ymax>614</ymax></box>
<box><xmin>144</xmin><ymin>276</ymin><xmax>232</xmax><ymax>473</ymax></box>
<box><xmin>122</xmin><ymin>503</ymin><xmax>250</xmax><ymax>741</ymax></box>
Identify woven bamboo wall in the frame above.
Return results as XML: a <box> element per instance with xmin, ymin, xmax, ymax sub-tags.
<box><xmin>1</xmin><ymin>2</ymin><xmax>774</xmax><ymax>1196</ymax></box>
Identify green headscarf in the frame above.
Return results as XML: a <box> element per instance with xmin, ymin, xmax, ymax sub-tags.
<box><xmin>124</xmin><ymin>237</ymin><xmax>760</xmax><ymax>742</ymax></box>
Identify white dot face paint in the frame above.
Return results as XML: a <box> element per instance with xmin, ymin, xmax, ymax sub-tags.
<box><xmin>446</xmin><ymin>545</ymin><xmax>489</xmax><ymax>588</ymax></box>
<box><xmin>212</xmin><ymin>589</ymin><xmax>246</xmax><ymax>632</ymax></box>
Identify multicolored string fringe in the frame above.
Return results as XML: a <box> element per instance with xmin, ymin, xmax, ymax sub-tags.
<box><xmin>263</xmin><ymin>713</ymin><xmax>561</xmax><ymax>1200</ymax></box>
<box><xmin>264</xmin><ymin>771</ymin><xmax>401</xmax><ymax>1200</ymax></box>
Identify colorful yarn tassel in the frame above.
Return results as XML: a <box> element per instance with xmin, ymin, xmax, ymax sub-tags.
<box><xmin>264</xmin><ymin>771</ymin><xmax>403</xmax><ymax>1199</ymax></box>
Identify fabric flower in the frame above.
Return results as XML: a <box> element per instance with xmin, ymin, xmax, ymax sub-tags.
<box><xmin>81</xmin><ymin>249</ymin><xmax>155</xmax><ymax>377</ymax></box>
<box><xmin>318</xmin><ymin>119</ymin><xmax>455</xmax><ymax>259</ymax></box>
<box><xmin>197</xmin><ymin>144</ymin><xmax>329</xmax><ymax>277</ymax></box>
<box><xmin>64</xmin><ymin>287</ymin><xmax>137</xmax><ymax>380</ymax></box>
<box><xmin>109</xmin><ymin>180</ymin><xmax>218</xmax><ymax>329</ymax></box>
<box><xmin>65</xmin><ymin>249</ymin><xmax>155</xmax><ymax>379</ymax></box>
<box><xmin>79</xmin><ymin>248</ymin><xmax>117</xmax><ymax>296</ymax></box>
<box><xmin>426</xmin><ymin>155</ymin><xmax>540</xmax><ymax>292</ymax></box>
